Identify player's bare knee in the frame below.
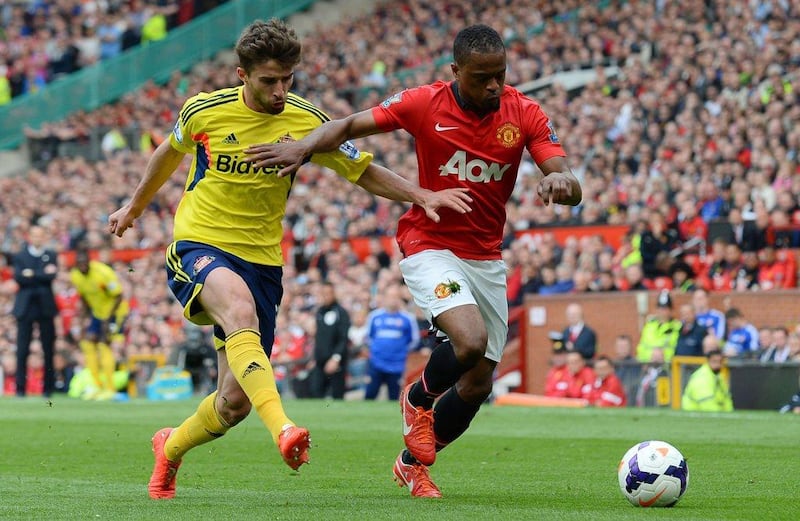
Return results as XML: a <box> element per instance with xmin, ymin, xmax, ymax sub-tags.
<box><xmin>452</xmin><ymin>334</ymin><xmax>488</xmax><ymax>367</ymax></box>
<box><xmin>224</xmin><ymin>299</ymin><xmax>258</xmax><ymax>330</ymax></box>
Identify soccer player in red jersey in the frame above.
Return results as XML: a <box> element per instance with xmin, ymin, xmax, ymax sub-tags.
<box><xmin>246</xmin><ymin>24</ymin><xmax>582</xmax><ymax>497</ymax></box>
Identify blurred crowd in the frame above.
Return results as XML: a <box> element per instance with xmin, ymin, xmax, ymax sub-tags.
<box><xmin>2</xmin><ymin>0</ymin><xmax>800</xmax><ymax>397</ymax></box>
<box><xmin>0</xmin><ymin>0</ymin><xmax>229</xmax><ymax>103</ymax></box>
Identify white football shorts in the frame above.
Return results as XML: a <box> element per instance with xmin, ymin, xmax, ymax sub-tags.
<box><xmin>399</xmin><ymin>249</ymin><xmax>508</xmax><ymax>362</ymax></box>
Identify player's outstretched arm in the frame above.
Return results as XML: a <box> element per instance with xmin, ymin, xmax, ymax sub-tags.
<box><xmin>244</xmin><ymin>109</ymin><xmax>381</xmax><ymax>177</ymax></box>
<box><xmin>108</xmin><ymin>140</ymin><xmax>185</xmax><ymax>237</ymax></box>
<box><xmin>356</xmin><ymin>163</ymin><xmax>472</xmax><ymax>223</ymax></box>
<box><xmin>536</xmin><ymin>156</ymin><xmax>582</xmax><ymax>206</ymax></box>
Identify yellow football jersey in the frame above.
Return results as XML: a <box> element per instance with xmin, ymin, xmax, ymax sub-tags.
<box><xmin>70</xmin><ymin>260</ymin><xmax>129</xmax><ymax>320</ymax></box>
<box><xmin>169</xmin><ymin>87</ymin><xmax>373</xmax><ymax>265</ymax></box>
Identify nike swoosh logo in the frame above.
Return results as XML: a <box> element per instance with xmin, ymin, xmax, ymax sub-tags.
<box><xmin>435</xmin><ymin>123</ymin><xmax>458</xmax><ymax>132</ymax></box>
<box><xmin>638</xmin><ymin>487</ymin><xmax>667</xmax><ymax>507</ymax></box>
<box><xmin>402</xmin><ymin>396</ymin><xmax>413</xmax><ymax>436</ymax></box>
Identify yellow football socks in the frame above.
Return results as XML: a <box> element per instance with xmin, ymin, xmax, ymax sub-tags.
<box><xmin>97</xmin><ymin>342</ymin><xmax>116</xmax><ymax>392</ymax></box>
<box><xmin>225</xmin><ymin>328</ymin><xmax>292</xmax><ymax>444</ymax></box>
<box><xmin>164</xmin><ymin>391</ymin><xmax>230</xmax><ymax>461</ymax></box>
<box><xmin>79</xmin><ymin>339</ymin><xmax>102</xmax><ymax>388</ymax></box>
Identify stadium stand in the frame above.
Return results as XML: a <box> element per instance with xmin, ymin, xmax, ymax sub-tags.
<box><xmin>0</xmin><ymin>0</ymin><xmax>230</xmax><ymax>101</ymax></box>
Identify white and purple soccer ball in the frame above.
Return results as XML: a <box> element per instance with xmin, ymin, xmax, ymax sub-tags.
<box><xmin>617</xmin><ymin>440</ymin><xmax>689</xmax><ymax>507</ymax></box>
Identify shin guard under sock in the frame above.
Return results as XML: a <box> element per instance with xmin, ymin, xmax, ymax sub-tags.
<box><xmin>79</xmin><ymin>340</ymin><xmax>102</xmax><ymax>388</ymax></box>
<box><xmin>165</xmin><ymin>391</ymin><xmax>230</xmax><ymax>461</ymax></box>
<box><xmin>97</xmin><ymin>342</ymin><xmax>116</xmax><ymax>391</ymax></box>
<box><xmin>409</xmin><ymin>341</ymin><xmax>473</xmax><ymax>409</ymax></box>
<box><xmin>432</xmin><ymin>387</ymin><xmax>482</xmax><ymax>451</ymax></box>
<box><xmin>225</xmin><ymin>328</ymin><xmax>292</xmax><ymax>444</ymax></box>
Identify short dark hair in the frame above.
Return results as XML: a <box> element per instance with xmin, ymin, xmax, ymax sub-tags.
<box><xmin>235</xmin><ymin>19</ymin><xmax>301</xmax><ymax>73</ymax></box>
<box><xmin>453</xmin><ymin>24</ymin><xmax>505</xmax><ymax>66</ymax></box>
<box><xmin>595</xmin><ymin>355</ymin><xmax>614</xmax><ymax>367</ymax></box>
<box><xmin>725</xmin><ymin>307</ymin><xmax>743</xmax><ymax>320</ymax></box>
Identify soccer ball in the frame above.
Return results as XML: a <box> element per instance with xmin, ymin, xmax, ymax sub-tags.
<box><xmin>617</xmin><ymin>440</ymin><xmax>689</xmax><ymax>507</ymax></box>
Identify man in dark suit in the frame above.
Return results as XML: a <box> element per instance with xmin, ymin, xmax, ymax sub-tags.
<box><xmin>720</xmin><ymin>208</ymin><xmax>762</xmax><ymax>252</ymax></box>
<box><xmin>675</xmin><ymin>303</ymin><xmax>707</xmax><ymax>357</ymax></box>
<box><xmin>310</xmin><ymin>281</ymin><xmax>351</xmax><ymax>399</ymax></box>
<box><xmin>562</xmin><ymin>302</ymin><xmax>597</xmax><ymax>360</ymax></box>
<box><xmin>12</xmin><ymin>225</ymin><xmax>58</xmax><ymax>397</ymax></box>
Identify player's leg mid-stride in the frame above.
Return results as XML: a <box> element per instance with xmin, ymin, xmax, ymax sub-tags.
<box><xmin>147</xmin><ymin>424</ymin><xmax>310</xmax><ymax>499</ymax></box>
<box><xmin>392</xmin><ymin>450</ymin><xmax>442</xmax><ymax>498</ymax></box>
<box><xmin>148</xmin><ymin>428</ymin><xmax>182</xmax><ymax>500</ymax></box>
<box><xmin>278</xmin><ymin>425</ymin><xmax>311</xmax><ymax>470</ymax></box>
<box><xmin>400</xmin><ymin>383</ymin><xmax>436</xmax><ymax>465</ymax></box>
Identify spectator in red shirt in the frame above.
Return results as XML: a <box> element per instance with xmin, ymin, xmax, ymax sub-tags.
<box><xmin>677</xmin><ymin>199</ymin><xmax>708</xmax><ymax>243</ymax></box>
<box><xmin>544</xmin><ymin>333</ymin><xmax>570</xmax><ymax>398</ymax></box>
<box><xmin>588</xmin><ymin>356</ymin><xmax>627</xmax><ymax>407</ymax></box>
<box><xmin>564</xmin><ymin>351</ymin><xmax>595</xmax><ymax>400</ymax></box>
<box><xmin>758</xmin><ymin>245</ymin><xmax>797</xmax><ymax>289</ymax></box>
<box><xmin>709</xmin><ymin>241</ymin><xmax>742</xmax><ymax>291</ymax></box>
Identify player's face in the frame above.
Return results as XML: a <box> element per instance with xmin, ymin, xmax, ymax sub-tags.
<box><xmin>238</xmin><ymin>60</ymin><xmax>295</xmax><ymax>115</ymax></box>
<box><xmin>452</xmin><ymin>51</ymin><xmax>506</xmax><ymax>113</ymax></box>
<box><xmin>594</xmin><ymin>360</ymin><xmax>612</xmax><ymax>379</ymax></box>
<box><xmin>75</xmin><ymin>254</ymin><xmax>89</xmax><ymax>274</ymax></box>
<box><xmin>28</xmin><ymin>226</ymin><xmax>46</xmax><ymax>248</ymax></box>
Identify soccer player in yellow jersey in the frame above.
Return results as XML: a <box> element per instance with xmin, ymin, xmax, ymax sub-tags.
<box><xmin>70</xmin><ymin>249</ymin><xmax>129</xmax><ymax>400</ymax></box>
<box><xmin>108</xmin><ymin>19</ymin><xmax>472</xmax><ymax>500</ymax></box>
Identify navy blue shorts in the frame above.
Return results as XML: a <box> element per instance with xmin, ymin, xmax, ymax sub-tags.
<box><xmin>165</xmin><ymin>240</ymin><xmax>282</xmax><ymax>355</ymax></box>
<box><xmin>87</xmin><ymin>314</ymin><xmax>126</xmax><ymax>337</ymax></box>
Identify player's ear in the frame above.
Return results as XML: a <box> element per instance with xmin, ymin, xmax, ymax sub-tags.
<box><xmin>450</xmin><ymin>63</ymin><xmax>459</xmax><ymax>78</ymax></box>
<box><xmin>236</xmin><ymin>66</ymin><xmax>247</xmax><ymax>83</ymax></box>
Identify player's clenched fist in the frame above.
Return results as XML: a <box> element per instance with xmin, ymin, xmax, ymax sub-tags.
<box><xmin>108</xmin><ymin>206</ymin><xmax>138</xmax><ymax>237</ymax></box>
<box><xmin>537</xmin><ymin>172</ymin><xmax>581</xmax><ymax>206</ymax></box>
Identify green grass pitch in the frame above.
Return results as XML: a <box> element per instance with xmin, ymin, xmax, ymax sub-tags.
<box><xmin>1</xmin><ymin>397</ymin><xmax>798</xmax><ymax>520</ymax></box>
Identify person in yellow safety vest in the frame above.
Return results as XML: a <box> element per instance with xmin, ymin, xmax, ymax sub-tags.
<box><xmin>681</xmin><ymin>349</ymin><xmax>734</xmax><ymax>412</ymax></box>
<box><xmin>0</xmin><ymin>71</ymin><xmax>11</xmax><ymax>105</ymax></box>
<box><xmin>636</xmin><ymin>290</ymin><xmax>681</xmax><ymax>362</ymax></box>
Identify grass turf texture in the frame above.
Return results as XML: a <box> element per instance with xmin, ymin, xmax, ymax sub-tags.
<box><xmin>1</xmin><ymin>397</ymin><xmax>798</xmax><ymax>520</ymax></box>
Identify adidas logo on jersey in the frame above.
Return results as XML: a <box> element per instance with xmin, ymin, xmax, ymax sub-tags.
<box><xmin>222</xmin><ymin>132</ymin><xmax>239</xmax><ymax>144</ymax></box>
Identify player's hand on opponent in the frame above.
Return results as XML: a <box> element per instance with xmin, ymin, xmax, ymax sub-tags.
<box><xmin>418</xmin><ymin>188</ymin><xmax>473</xmax><ymax>223</ymax></box>
<box><xmin>108</xmin><ymin>205</ymin><xmax>140</xmax><ymax>237</ymax></box>
<box><xmin>244</xmin><ymin>137</ymin><xmax>307</xmax><ymax>178</ymax></box>
<box><xmin>537</xmin><ymin>172</ymin><xmax>576</xmax><ymax>206</ymax></box>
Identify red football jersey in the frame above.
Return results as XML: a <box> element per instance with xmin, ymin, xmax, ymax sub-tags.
<box><xmin>565</xmin><ymin>366</ymin><xmax>596</xmax><ymax>400</ymax></box>
<box><xmin>544</xmin><ymin>365</ymin><xmax>570</xmax><ymax>398</ymax></box>
<box><xmin>372</xmin><ymin>81</ymin><xmax>565</xmax><ymax>260</ymax></box>
<box><xmin>589</xmin><ymin>374</ymin><xmax>628</xmax><ymax>407</ymax></box>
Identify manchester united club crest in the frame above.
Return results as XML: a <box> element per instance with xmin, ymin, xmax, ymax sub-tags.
<box><xmin>434</xmin><ymin>280</ymin><xmax>462</xmax><ymax>299</ymax></box>
<box><xmin>496</xmin><ymin>122</ymin><xmax>521</xmax><ymax>148</ymax></box>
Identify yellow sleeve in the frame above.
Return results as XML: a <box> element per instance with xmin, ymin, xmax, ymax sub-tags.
<box><xmin>310</xmin><ymin>141</ymin><xmax>373</xmax><ymax>184</ymax></box>
<box><xmin>169</xmin><ymin>93</ymin><xmax>208</xmax><ymax>154</ymax></box>
<box><xmin>94</xmin><ymin>262</ymin><xmax>123</xmax><ymax>297</ymax></box>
